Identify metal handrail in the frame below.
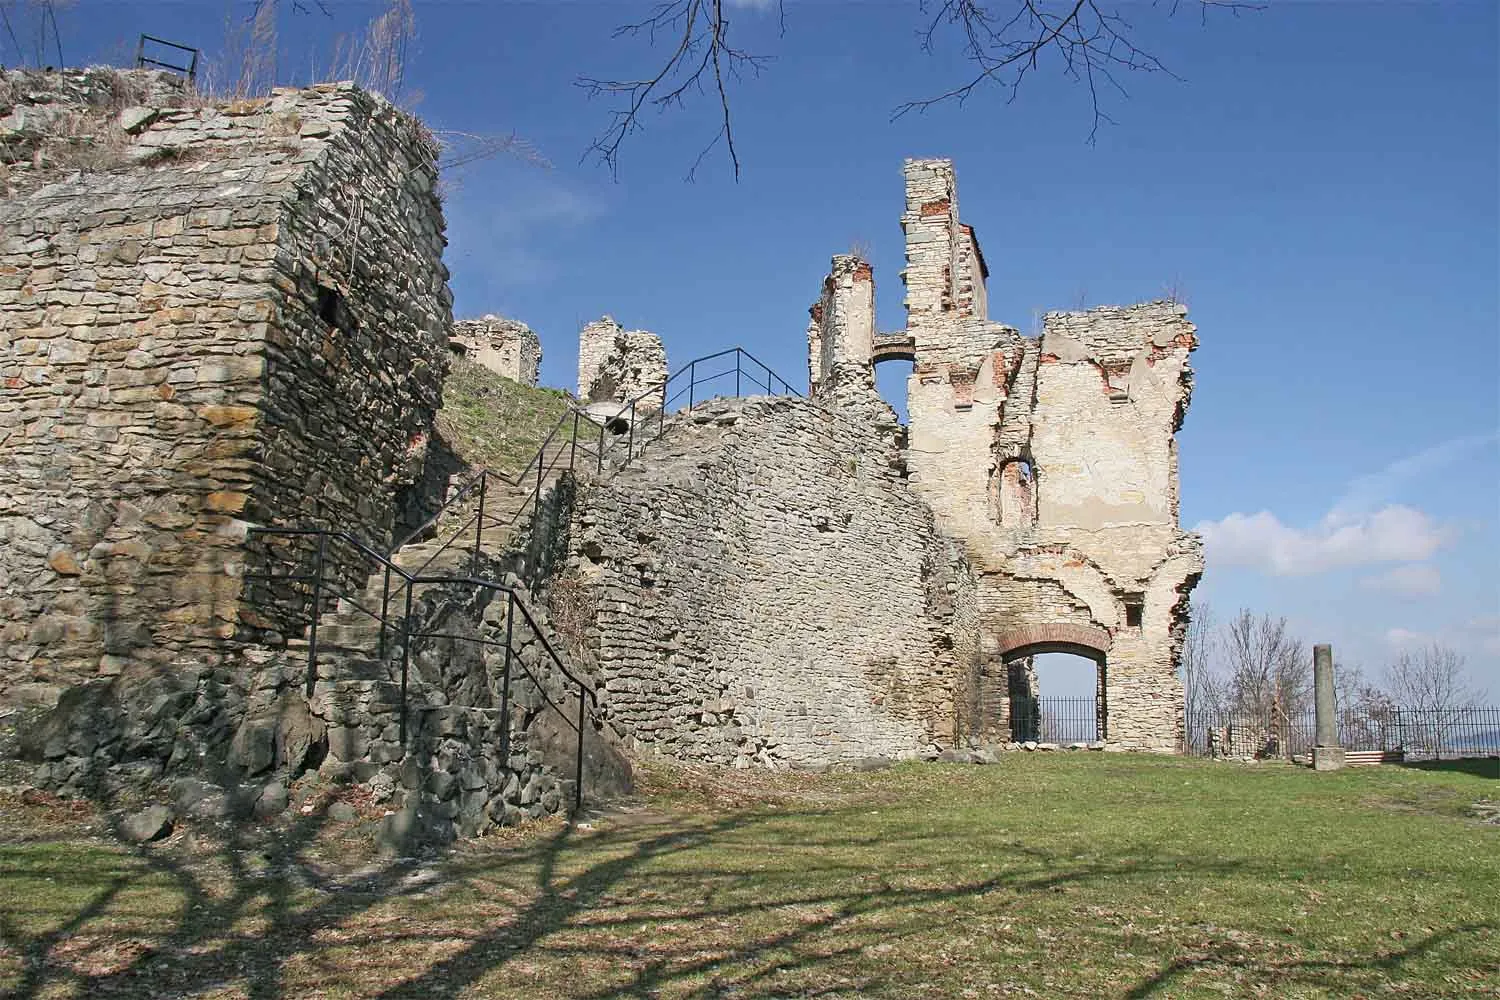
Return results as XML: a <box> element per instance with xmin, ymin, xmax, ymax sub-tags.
<box><xmin>238</xmin><ymin>348</ymin><xmax>801</xmax><ymax>816</ymax></box>
<box><xmin>244</xmin><ymin>525</ymin><xmax>597</xmax><ymax>811</ymax></box>
<box><xmin>388</xmin><ymin>346</ymin><xmax>802</xmax><ymax>591</ymax></box>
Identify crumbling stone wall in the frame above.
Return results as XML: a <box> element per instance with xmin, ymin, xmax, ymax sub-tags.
<box><xmin>807</xmin><ymin>255</ymin><xmax>898</xmax><ymax>431</ymax></box>
<box><xmin>450</xmin><ymin>314</ymin><xmax>541</xmax><ymax>385</ymax></box>
<box><xmin>576</xmin><ymin>316</ymin><xmax>668</xmax><ymax>408</ymax></box>
<box><xmin>810</xmin><ymin>158</ymin><xmax>1203</xmax><ymax>752</ymax></box>
<box><xmin>0</xmin><ymin>71</ymin><xmax>450</xmax><ymax>704</ymax></box>
<box><xmin>556</xmin><ymin>397</ymin><xmax>980</xmax><ymax>767</ymax></box>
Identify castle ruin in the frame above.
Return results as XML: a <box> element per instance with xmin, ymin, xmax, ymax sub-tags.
<box><xmin>2</xmin><ymin>70</ymin><xmax>1204</xmax><ymax>841</ymax></box>
<box><xmin>449</xmin><ymin>314</ymin><xmax>541</xmax><ymax>385</ymax></box>
<box><xmin>806</xmin><ymin>159</ymin><xmax>1202</xmax><ymax>752</ymax></box>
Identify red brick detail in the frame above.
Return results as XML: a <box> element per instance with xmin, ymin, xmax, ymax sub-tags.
<box><xmin>920</xmin><ymin>198</ymin><xmax>951</xmax><ymax>218</ymax></box>
<box><xmin>853</xmin><ymin>262</ymin><xmax>873</xmax><ymax>282</ymax></box>
<box><xmin>991</xmin><ymin>350</ymin><xmax>1011</xmax><ymax>386</ymax></box>
<box><xmin>995</xmin><ymin>623</ymin><xmax>1111</xmax><ymax>660</ymax></box>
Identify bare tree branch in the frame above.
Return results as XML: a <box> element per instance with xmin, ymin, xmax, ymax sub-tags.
<box><xmin>577</xmin><ymin>0</ymin><xmax>781</xmax><ymax>181</ymax></box>
<box><xmin>1385</xmin><ymin>643</ymin><xmax>1482</xmax><ymax>714</ymax></box>
<box><xmin>583</xmin><ymin>1</ymin><xmax>1257</xmax><ymax>178</ymax></box>
<box><xmin>896</xmin><ymin>0</ymin><xmax>1261</xmax><ymax>143</ymax></box>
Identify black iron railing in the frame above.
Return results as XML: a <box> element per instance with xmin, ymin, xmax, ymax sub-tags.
<box><xmin>391</xmin><ymin>346</ymin><xmax>801</xmax><ymax>592</ymax></box>
<box><xmin>236</xmin><ymin>348</ymin><xmax>799</xmax><ymax>809</ymax></box>
<box><xmin>242</xmin><ymin>526</ymin><xmax>597</xmax><ymax>810</ymax></box>
<box><xmin>136</xmin><ymin>34</ymin><xmax>200</xmax><ymax>82</ymax></box>
<box><xmin>1013</xmin><ymin>697</ymin><xmax>1101</xmax><ymax>744</ymax></box>
<box><xmin>1184</xmin><ymin>706</ymin><xmax>1500</xmax><ymax>761</ymax></box>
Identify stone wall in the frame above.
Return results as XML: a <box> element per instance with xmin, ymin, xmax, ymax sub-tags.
<box><xmin>0</xmin><ymin>71</ymin><xmax>450</xmax><ymax>704</ymax></box>
<box><xmin>450</xmin><ymin>314</ymin><xmax>541</xmax><ymax>385</ymax></box>
<box><xmin>806</xmin><ymin>254</ymin><xmax>898</xmax><ymax>430</ymax></box>
<box><xmin>554</xmin><ymin>397</ymin><xmax>980</xmax><ymax>767</ymax></box>
<box><xmin>576</xmin><ymin>316</ymin><xmax>668</xmax><ymax>408</ymax></box>
<box><xmin>22</xmin><ymin>552</ymin><xmax>623</xmax><ymax>846</ymax></box>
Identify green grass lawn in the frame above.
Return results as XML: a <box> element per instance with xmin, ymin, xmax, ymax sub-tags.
<box><xmin>1</xmin><ymin>754</ymin><xmax>1495</xmax><ymax>998</ymax></box>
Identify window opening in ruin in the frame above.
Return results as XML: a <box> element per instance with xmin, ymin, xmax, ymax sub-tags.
<box><xmin>874</xmin><ymin>359</ymin><xmax>913</xmax><ymax>424</ymax></box>
<box><xmin>1124</xmin><ymin>596</ymin><xmax>1144</xmax><ymax>628</ymax></box>
<box><xmin>1016</xmin><ymin>652</ymin><xmax>1105</xmax><ymax>744</ymax></box>
<box><xmin>316</xmin><ymin>285</ymin><xmax>340</xmax><ymax>326</ymax></box>
<box><xmin>996</xmin><ymin>457</ymin><xmax>1038</xmax><ymax>528</ymax></box>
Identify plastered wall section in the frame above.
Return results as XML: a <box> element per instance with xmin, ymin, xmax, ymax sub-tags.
<box><xmin>1023</xmin><ymin>303</ymin><xmax>1202</xmax><ymax>749</ymax></box>
<box><xmin>561</xmin><ymin>397</ymin><xmax>980</xmax><ymax>766</ymax></box>
<box><xmin>450</xmin><ymin>316</ymin><xmax>541</xmax><ymax>386</ymax></box>
<box><xmin>0</xmin><ymin>77</ymin><xmax>449</xmax><ymax>702</ymax></box>
<box><xmin>890</xmin><ymin>157</ymin><xmax>1202</xmax><ymax>751</ymax></box>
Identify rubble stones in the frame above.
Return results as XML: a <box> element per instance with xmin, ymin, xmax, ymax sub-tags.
<box><xmin>121</xmin><ymin>804</ymin><xmax>174</xmax><ymax>842</ymax></box>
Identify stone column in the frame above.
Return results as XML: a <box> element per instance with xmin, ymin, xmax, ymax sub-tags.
<box><xmin>1311</xmin><ymin>643</ymin><xmax>1345</xmax><ymax>771</ymax></box>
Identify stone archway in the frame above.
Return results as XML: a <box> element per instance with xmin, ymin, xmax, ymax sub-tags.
<box><xmin>994</xmin><ymin>623</ymin><xmax>1110</xmax><ymax>662</ymax></box>
<box><xmin>994</xmin><ymin>624</ymin><xmax>1111</xmax><ymax>742</ymax></box>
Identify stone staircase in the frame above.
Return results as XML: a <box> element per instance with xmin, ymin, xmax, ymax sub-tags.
<box><xmin>310</xmin><ymin>436</ymin><xmax>580</xmax><ymax>661</ymax></box>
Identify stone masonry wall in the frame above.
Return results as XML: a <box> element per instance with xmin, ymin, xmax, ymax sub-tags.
<box><xmin>558</xmin><ymin>397</ymin><xmax>980</xmax><ymax>767</ymax></box>
<box><xmin>450</xmin><ymin>315</ymin><xmax>541</xmax><ymax>385</ymax></box>
<box><xmin>0</xmin><ymin>71</ymin><xmax>449</xmax><ymax>704</ymax></box>
<box><xmin>807</xmin><ymin>254</ymin><xmax>897</xmax><ymax>430</ymax></box>
<box><xmin>577</xmin><ymin>316</ymin><xmax>668</xmax><ymax>408</ymax></box>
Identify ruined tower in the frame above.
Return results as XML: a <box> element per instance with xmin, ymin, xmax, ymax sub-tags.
<box><xmin>809</xmin><ymin>158</ymin><xmax>1203</xmax><ymax>751</ymax></box>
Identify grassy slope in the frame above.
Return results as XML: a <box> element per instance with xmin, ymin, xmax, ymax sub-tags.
<box><xmin>436</xmin><ymin>355</ymin><xmax>577</xmax><ymax>478</ymax></box>
<box><xmin>0</xmin><ymin>755</ymin><xmax>1494</xmax><ymax>998</ymax></box>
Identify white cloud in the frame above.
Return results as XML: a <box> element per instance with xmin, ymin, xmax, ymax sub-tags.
<box><xmin>1194</xmin><ymin>504</ymin><xmax>1450</xmax><ymax>576</ymax></box>
<box><xmin>1359</xmin><ymin>563</ymin><xmax>1442</xmax><ymax>597</ymax></box>
<box><xmin>1384</xmin><ymin>627</ymin><xmax>1428</xmax><ymax>647</ymax></box>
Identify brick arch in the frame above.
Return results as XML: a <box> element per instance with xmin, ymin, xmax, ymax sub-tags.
<box><xmin>995</xmin><ymin>623</ymin><xmax>1111</xmax><ymax>662</ymax></box>
<box><xmin>871</xmin><ymin>333</ymin><xmax>915</xmax><ymax>364</ymax></box>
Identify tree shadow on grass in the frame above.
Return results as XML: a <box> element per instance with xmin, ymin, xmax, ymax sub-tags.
<box><xmin>1</xmin><ymin>793</ymin><xmax>1494</xmax><ymax>999</ymax></box>
<box><xmin>1123</xmin><ymin>923</ymin><xmax>1496</xmax><ymax>999</ymax></box>
<box><xmin>1401</xmin><ymin>757</ymin><xmax>1499</xmax><ymax>780</ymax></box>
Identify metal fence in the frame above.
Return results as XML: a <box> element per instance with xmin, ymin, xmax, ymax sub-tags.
<box><xmin>1184</xmin><ymin>706</ymin><xmax>1500</xmax><ymax>761</ymax></box>
<box><xmin>1016</xmin><ymin>697</ymin><xmax>1101</xmax><ymax>744</ymax></box>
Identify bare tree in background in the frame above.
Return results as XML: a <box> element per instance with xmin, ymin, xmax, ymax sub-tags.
<box><xmin>1331</xmin><ymin>658</ymin><xmax>1396</xmax><ymax>751</ymax></box>
<box><xmin>1222</xmin><ymin>607</ymin><xmax>1308</xmax><ymax>721</ymax></box>
<box><xmin>1385</xmin><ymin>643</ymin><xmax>1484</xmax><ymax>755</ymax></box>
<box><xmin>580</xmin><ymin>0</ymin><xmax>1260</xmax><ymax>178</ymax></box>
<box><xmin>1385</xmin><ymin>643</ymin><xmax>1481</xmax><ymax>714</ymax></box>
<box><xmin>0</xmin><ymin>0</ymin><xmax>70</xmax><ymax>68</ymax></box>
<box><xmin>1178</xmin><ymin>599</ymin><xmax>1224</xmax><ymax>721</ymax></box>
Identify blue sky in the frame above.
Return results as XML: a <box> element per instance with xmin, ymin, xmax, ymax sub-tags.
<box><xmin>38</xmin><ymin>1</ymin><xmax>1500</xmax><ymax>698</ymax></box>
